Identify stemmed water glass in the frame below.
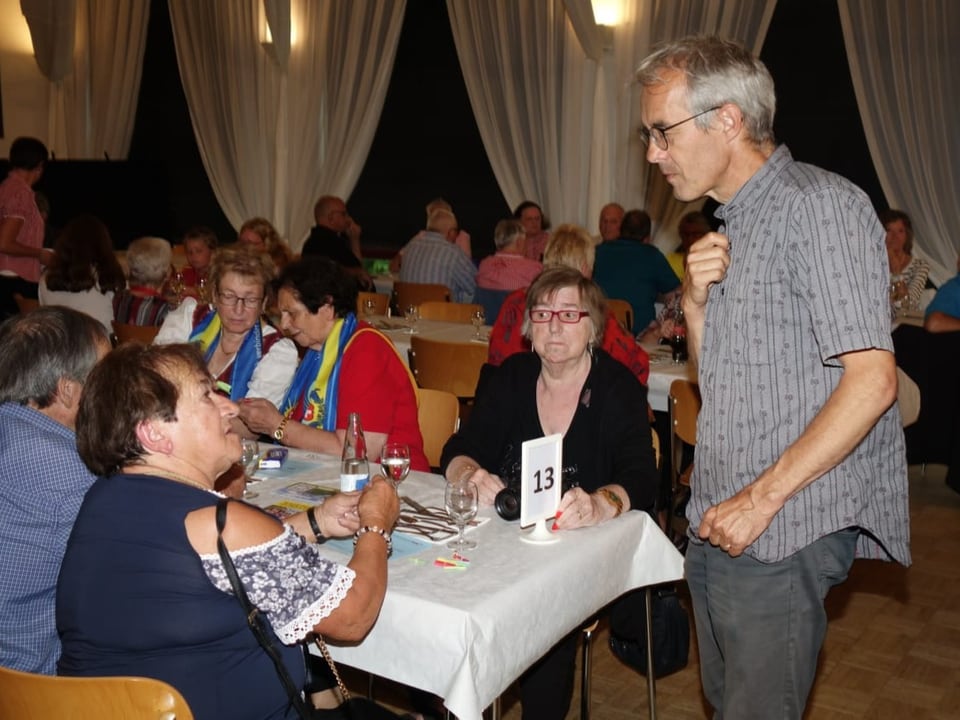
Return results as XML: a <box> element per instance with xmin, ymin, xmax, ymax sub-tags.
<box><xmin>471</xmin><ymin>308</ymin><xmax>486</xmax><ymax>339</ymax></box>
<box><xmin>240</xmin><ymin>438</ymin><xmax>260</xmax><ymax>500</ymax></box>
<box><xmin>380</xmin><ymin>442</ymin><xmax>411</xmax><ymax>489</ymax></box>
<box><xmin>169</xmin><ymin>271</ymin><xmax>185</xmax><ymax>305</ymax></box>
<box><xmin>363</xmin><ymin>298</ymin><xmax>378</xmax><ymax>319</ymax></box>
<box><xmin>444</xmin><ymin>478</ymin><xmax>479</xmax><ymax>551</ymax></box>
<box><xmin>405</xmin><ymin>304</ymin><xmax>420</xmax><ymax>334</ymax></box>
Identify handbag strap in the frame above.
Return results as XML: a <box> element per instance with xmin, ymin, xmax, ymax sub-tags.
<box><xmin>215</xmin><ymin>498</ymin><xmax>314</xmax><ymax>719</ymax></box>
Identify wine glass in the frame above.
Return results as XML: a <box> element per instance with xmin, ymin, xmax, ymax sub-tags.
<box><xmin>169</xmin><ymin>271</ymin><xmax>185</xmax><ymax>305</ymax></box>
<box><xmin>471</xmin><ymin>308</ymin><xmax>486</xmax><ymax>339</ymax></box>
<box><xmin>363</xmin><ymin>297</ymin><xmax>377</xmax><ymax>318</ymax></box>
<box><xmin>380</xmin><ymin>442</ymin><xmax>411</xmax><ymax>489</ymax></box>
<box><xmin>405</xmin><ymin>304</ymin><xmax>420</xmax><ymax>334</ymax></box>
<box><xmin>444</xmin><ymin>479</ymin><xmax>479</xmax><ymax>551</ymax></box>
<box><xmin>240</xmin><ymin>438</ymin><xmax>260</xmax><ymax>500</ymax></box>
<box><xmin>198</xmin><ymin>276</ymin><xmax>210</xmax><ymax>304</ymax></box>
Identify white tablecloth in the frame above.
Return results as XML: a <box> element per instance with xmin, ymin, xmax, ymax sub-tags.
<box><xmin>643</xmin><ymin>343</ymin><xmax>697</xmax><ymax>413</ymax></box>
<box><xmin>367</xmin><ymin>316</ymin><xmax>489</xmax><ymax>366</ymax></box>
<box><xmin>248</xmin><ymin>449</ymin><xmax>684</xmax><ymax>720</ymax></box>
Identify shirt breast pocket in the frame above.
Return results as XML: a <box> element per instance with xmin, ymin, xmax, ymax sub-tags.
<box><xmin>722</xmin><ymin>277</ymin><xmax>790</xmax><ymax>367</ymax></box>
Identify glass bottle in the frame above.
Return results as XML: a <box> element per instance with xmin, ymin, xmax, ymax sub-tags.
<box><xmin>671</xmin><ymin>309</ymin><xmax>688</xmax><ymax>364</ymax></box>
<box><xmin>340</xmin><ymin>412</ymin><xmax>370</xmax><ymax>491</ymax></box>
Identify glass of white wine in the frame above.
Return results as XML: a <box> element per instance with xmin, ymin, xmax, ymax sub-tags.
<box><xmin>444</xmin><ymin>478</ymin><xmax>479</xmax><ymax>551</ymax></box>
<box><xmin>240</xmin><ymin>438</ymin><xmax>260</xmax><ymax>500</ymax></box>
<box><xmin>405</xmin><ymin>304</ymin><xmax>420</xmax><ymax>334</ymax></box>
<box><xmin>380</xmin><ymin>442</ymin><xmax>411</xmax><ymax>489</ymax></box>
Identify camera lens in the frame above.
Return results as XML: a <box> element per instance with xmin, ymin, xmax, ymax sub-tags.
<box><xmin>494</xmin><ymin>487</ymin><xmax>521</xmax><ymax>521</ymax></box>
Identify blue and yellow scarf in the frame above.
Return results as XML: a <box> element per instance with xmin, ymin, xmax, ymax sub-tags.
<box><xmin>189</xmin><ymin>309</ymin><xmax>263</xmax><ymax>401</ymax></box>
<box><xmin>280</xmin><ymin>313</ymin><xmax>358</xmax><ymax>431</ymax></box>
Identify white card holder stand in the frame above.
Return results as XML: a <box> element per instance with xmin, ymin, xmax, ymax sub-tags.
<box><xmin>519</xmin><ymin>434</ymin><xmax>563</xmax><ymax>545</ymax></box>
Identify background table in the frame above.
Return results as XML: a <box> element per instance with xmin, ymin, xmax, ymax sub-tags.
<box><xmin>249</xmin><ymin>450</ymin><xmax>684</xmax><ymax>720</ymax></box>
<box><xmin>367</xmin><ymin>316</ymin><xmax>489</xmax><ymax>366</ymax></box>
<box><xmin>642</xmin><ymin>343</ymin><xmax>696</xmax><ymax>413</ymax></box>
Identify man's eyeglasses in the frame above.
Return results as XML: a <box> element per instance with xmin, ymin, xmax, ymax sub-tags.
<box><xmin>529</xmin><ymin>309</ymin><xmax>589</xmax><ymax>324</ymax></box>
<box><xmin>639</xmin><ymin>106</ymin><xmax>721</xmax><ymax>151</ymax></box>
<box><xmin>217</xmin><ymin>291</ymin><xmax>263</xmax><ymax>310</ymax></box>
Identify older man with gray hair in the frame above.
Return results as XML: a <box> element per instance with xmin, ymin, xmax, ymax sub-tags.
<box><xmin>398</xmin><ymin>208</ymin><xmax>477</xmax><ymax>302</ymax></box>
<box><xmin>0</xmin><ymin>307</ymin><xmax>110</xmax><ymax>674</ymax></box>
<box><xmin>475</xmin><ymin>218</ymin><xmax>542</xmax><ymax>292</ymax></box>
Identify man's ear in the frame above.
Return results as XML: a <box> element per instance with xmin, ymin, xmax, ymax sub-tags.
<box><xmin>55</xmin><ymin>377</ymin><xmax>81</xmax><ymax>411</ymax></box>
<box><xmin>135</xmin><ymin>418</ymin><xmax>173</xmax><ymax>456</ymax></box>
<box><xmin>716</xmin><ymin>102</ymin><xmax>745</xmax><ymax>141</ymax></box>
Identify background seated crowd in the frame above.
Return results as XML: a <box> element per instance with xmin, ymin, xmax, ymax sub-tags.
<box><xmin>0</xmin><ymin>133</ymin><xmax>948</xmax><ymax>719</ymax></box>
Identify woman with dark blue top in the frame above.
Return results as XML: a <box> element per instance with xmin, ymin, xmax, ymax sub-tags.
<box><xmin>56</xmin><ymin>342</ymin><xmax>399</xmax><ymax>720</ymax></box>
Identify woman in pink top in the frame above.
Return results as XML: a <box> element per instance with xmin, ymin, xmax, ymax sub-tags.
<box><xmin>475</xmin><ymin>219</ymin><xmax>543</xmax><ymax>291</ymax></box>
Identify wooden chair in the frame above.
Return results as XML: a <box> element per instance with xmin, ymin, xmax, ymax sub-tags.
<box><xmin>112</xmin><ymin>320</ymin><xmax>160</xmax><ymax>345</ymax></box>
<box><xmin>0</xmin><ymin>665</ymin><xmax>194</xmax><ymax>719</ymax></box>
<box><xmin>408</xmin><ymin>336</ymin><xmax>488</xmax><ymax>400</ymax></box>
<box><xmin>417</xmin><ymin>387</ymin><xmax>460</xmax><ymax>469</ymax></box>
<box><xmin>417</xmin><ymin>300</ymin><xmax>483</xmax><ymax>324</ymax></box>
<box><xmin>668</xmin><ymin>379</ymin><xmax>701</xmax><ymax>538</ymax></box>
<box><xmin>607</xmin><ymin>298</ymin><xmax>634</xmax><ymax>333</ymax></box>
<box><xmin>356</xmin><ymin>291</ymin><xmax>389</xmax><ymax>317</ymax></box>
<box><xmin>13</xmin><ymin>293</ymin><xmax>39</xmax><ymax>314</ymax></box>
<box><xmin>393</xmin><ymin>281</ymin><xmax>450</xmax><ymax>312</ymax></box>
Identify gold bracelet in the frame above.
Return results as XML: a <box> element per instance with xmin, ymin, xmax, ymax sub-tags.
<box><xmin>597</xmin><ymin>488</ymin><xmax>624</xmax><ymax>517</ymax></box>
<box><xmin>354</xmin><ymin>525</ymin><xmax>393</xmax><ymax>556</ymax></box>
<box><xmin>273</xmin><ymin>416</ymin><xmax>289</xmax><ymax>443</ymax></box>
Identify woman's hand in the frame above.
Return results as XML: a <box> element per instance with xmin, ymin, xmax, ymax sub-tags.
<box><xmin>357</xmin><ymin>475</ymin><xmax>400</xmax><ymax>530</ymax></box>
<box><xmin>554</xmin><ymin>486</ymin><xmax>603</xmax><ymax>529</ymax></box>
<box><xmin>237</xmin><ymin>398</ymin><xmax>284</xmax><ymax>436</ymax></box>
<box><xmin>445</xmin><ymin>456</ymin><xmax>504</xmax><ymax>506</ymax></box>
<box><xmin>317</xmin><ymin>491</ymin><xmax>362</xmax><ymax>537</ymax></box>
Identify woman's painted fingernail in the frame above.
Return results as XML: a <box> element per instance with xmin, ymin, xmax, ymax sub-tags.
<box><xmin>551</xmin><ymin>522</ymin><xmax>559</xmax><ymax>531</ymax></box>
<box><xmin>555</xmin><ymin>510</ymin><xmax>563</xmax><ymax>519</ymax></box>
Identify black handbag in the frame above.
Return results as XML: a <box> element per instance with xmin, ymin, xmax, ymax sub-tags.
<box><xmin>215</xmin><ymin>499</ymin><xmax>403</xmax><ymax>720</ymax></box>
<box><xmin>608</xmin><ymin>583</ymin><xmax>690</xmax><ymax>678</ymax></box>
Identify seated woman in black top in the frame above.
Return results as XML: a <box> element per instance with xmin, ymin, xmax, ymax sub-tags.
<box><xmin>440</xmin><ymin>266</ymin><xmax>659</xmax><ymax>720</ymax></box>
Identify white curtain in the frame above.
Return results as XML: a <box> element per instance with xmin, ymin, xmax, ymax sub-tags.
<box><xmin>640</xmin><ymin>0</ymin><xmax>777</xmax><ymax>252</ymax></box>
<box><xmin>446</xmin><ymin>0</ymin><xmax>600</xmax><ymax>227</ymax></box>
<box><xmin>447</xmin><ymin>0</ymin><xmax>775</xmax><ymax>240</ymax></box>
<box><xmin>20</xmin><ymin>0</ymin><xmax>149</xmax><ymax>159</ymax></box>
<box><xmin>837</xmin><ymin>0</ymin><xmax>960</xmax><ymax>285</ymax></box>
<box><xmin>168</xmin><ymin>0</ymin><xmax>405</xmax><ymax>249</ymax></box>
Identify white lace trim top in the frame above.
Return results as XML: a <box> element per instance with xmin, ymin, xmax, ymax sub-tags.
<box><xmin>200</xmin><ymin>525</ymin><xmax>355</xmax><ymax>645</ymax></box>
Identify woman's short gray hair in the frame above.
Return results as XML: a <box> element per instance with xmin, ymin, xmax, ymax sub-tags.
<box><xmin>521</xmin><ymin>266</ymin><xmax>606</xmax><ymax>346</ymax></box>
<box><xmin>494</xmin><ymin>219</ymin><xmax>525</xmax><ymax>251</ymax></box>
<box><xmin>636</xmin><ymin>35</ymin><xmax>776</xmax><ymax>147</ymax></box>
<box><xmin>126</xmin><ymin>236</ymin><xmax>172</xmax><ymax>287</ymax></box>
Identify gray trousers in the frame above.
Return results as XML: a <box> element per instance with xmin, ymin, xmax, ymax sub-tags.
<box><xmin>685</xmin><ymin>528</ymin><xmax>858</xmax><ymax>719</ymax></box>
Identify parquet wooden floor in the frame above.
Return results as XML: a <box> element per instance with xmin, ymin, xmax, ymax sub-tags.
<box><xmin>348</xmin><ymin>464</ymin><xmax>960</xmax><ymax>719</ymax></box>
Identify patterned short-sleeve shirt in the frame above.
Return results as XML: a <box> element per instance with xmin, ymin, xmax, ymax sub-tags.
<box><xmin>691</xmin><ymin>145</ymin><xmax>910</xmax><ymax>565</ymax></box>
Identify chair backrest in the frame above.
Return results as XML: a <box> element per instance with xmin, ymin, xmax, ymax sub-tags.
<box><xmin>393</xmin><ymin>282</ymin><xmax>450</xmax><ymax>311</ymax></box>
<box><xmin>669</xmin><ymin>379</ymin><xmax>700</xmax><ymax>447</ymax></box>
<box><xmin>112</xmin><ymin>320</ymin><xmax>160</xmax><ymax>345</ymax></box>
<box><xmin>356</xmin><ymin>291</ymin><xmax>389</xmax><ymax>317</ymax></box>
<box><xmin>474</xmin><ymin>287</ymin><xmax>513</xmax><ymax>324</ymax></box>
<box><xmin>417</xmin><ymin>301</ymin><xmax>482</xmax><ymax>324</ymax></box>
<box><xmin>409</xmin><ymin>335</ymin><xmax>488</xmax><ymax>399</ymax></box>
<box><xmin>0</xmin><ymin>665</ymin><xmax>194</xmax><ymax>719</ymax></box>
<box><xmin>13</xmin><ymin>293</ymin><xmax>39</xmax><ymax>314</ymax></box>
<box><xmin>417</xmin><ymin>387</ymin><xmax>460</xmax><ymax>469</ymax></box>
<box><xmin>606</xmin><ymin>298</ymin><xmax>634</xmax><ymax>333</ymax></box>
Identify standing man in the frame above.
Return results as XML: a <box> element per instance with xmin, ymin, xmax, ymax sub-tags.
<box><xmin>302</xmin><ymin>195</ymin><xmax>372</xmax><ymax>290</ymax></box>
<box><xmin>637</xmin><ymin>37</ymin><xmax>909</xmax><ymax>719</ymax></box>
<box><xmin>0</xmin><ymin>137</ymin><xmax>52</xmax><ymax>319</ymax></box>
<box><xmin>0</xmin><ymin>307</ymin><xmax>110</xmax><ymax>673</ymax></box>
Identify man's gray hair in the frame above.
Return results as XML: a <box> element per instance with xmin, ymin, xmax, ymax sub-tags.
<box><xmin>0</xmin><ymin>307</ymin><xmax>108</xmax><ymax>409</ymax></box>
<box><xmin>636</xmin><ymin>35</ymin><xmax>776</xmax><ymax>147</ymax></box>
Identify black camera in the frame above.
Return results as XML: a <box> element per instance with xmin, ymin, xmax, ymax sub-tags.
<box><xmin>494</xmin><ymin>486</ymin><xmax>521</xmax><ymax>521</ymax></box>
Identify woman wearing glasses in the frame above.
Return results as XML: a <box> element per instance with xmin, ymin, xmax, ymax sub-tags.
<box><xmin>440</xmin><ymin>265</ymin><xmax>658</xmax><ymax>719</ymax></box>
<box><xmin>155</xmin><ymin>246</ymin><xmax>298</xmax><ymax>415</ymax></box>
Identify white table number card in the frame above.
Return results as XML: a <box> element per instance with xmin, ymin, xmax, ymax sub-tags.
<box><xmin>519</xmin><ymin>433</ymin><xmax>562</xmax><ymax>543</ymax></box>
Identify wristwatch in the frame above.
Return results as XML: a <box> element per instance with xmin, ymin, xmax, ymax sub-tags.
<box><xmin>273</xmin><ymin>416</ymin><xmax>289</xmax><ymax>443</ymax></box>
